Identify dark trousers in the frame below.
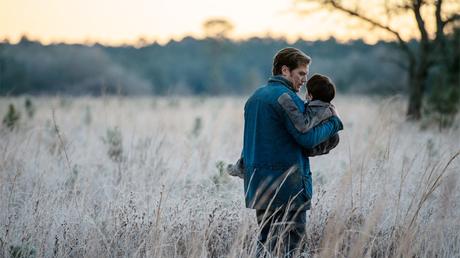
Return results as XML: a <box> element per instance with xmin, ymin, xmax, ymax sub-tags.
<box><xmin>256</xmin><ymin>208</ymin><xmax>307</xmax><ymax>257</ymax></box>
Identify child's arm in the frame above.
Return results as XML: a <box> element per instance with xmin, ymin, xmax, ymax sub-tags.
<box><xmin>298</xmin><ymin>104</ymin><xmax>334</xmax><ymax>133</ymax></box>
<box><xmin>300</xmin><ymin>102</ymin><xmax>340</xmax><ymax>156</ymax></box>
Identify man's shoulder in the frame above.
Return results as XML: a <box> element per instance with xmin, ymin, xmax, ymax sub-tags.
<box><xmin>248</xmin><ymin>84</ymin><xmax>295</xmax><ymax>103</ymax></box>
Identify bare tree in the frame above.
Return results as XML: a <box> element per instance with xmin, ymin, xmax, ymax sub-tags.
<box><xmin>203</xmin><ymin>18</ymin><xmax>234</xmax><ymax>39</ymax></box>
<box><xmin>202</xmin><ymin>18</ymin><xmax>235</xmax><ymax>94</ymax></box>
<box><xmin>299</xmin><ymin>0</ymin><xmax>460</xmax><ymax>120</ymax></box>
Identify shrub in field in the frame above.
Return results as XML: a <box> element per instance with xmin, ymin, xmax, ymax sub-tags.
<box><xmin>425</xmin><ymin>28</ymin><xmax>460</xmax><ymax>129</ymax></box>
<box><xmin>58</xmin><ymin>97</ymin><xmax>73</xmax><ymax>109</ymax></box>
<box><xmin>9</xmin><ymin>244</ymin><xmax>36</xmax><ymax>258</ymax></box>
<box><xmin>24</xmin><ymin>98</ymin><xmax>35</xmax><ymax>119</ymax></box>
<box><xmin>64</xmin><ymin>165</ymin><xmax>79</xmax><ymax>192</ymax></box>
<box><xmin>101</xmin><ymin>126</ymin><xmax>124</xmax><ymax>162</ymax></box>
<box><xmin>2</xmin><ymin>104</ymin><xmax>20</xmax><ymax>131</ymax></box>
<box><xmin>191</xmin><ymin>117</ymin><xmax>203</xmax><ymax>137</ymax></box>
<box><xmin>43</xmin><ymin>116</ymin><xmax>69</xmax><ymax>156</ymax></box>
<box><xmin>211</xmin><ymin>161</ymin><xmax>230</xmax><ymax>189</ymax></box>
<box><xmin>82</xmin><ymin>106</ymin><xmax>92</xmax><ymax>126</ymax></box>
<box><xmin>424</xmin><ymin>85</ymin><xmax>460</xmax><ymax>129</ymax></box>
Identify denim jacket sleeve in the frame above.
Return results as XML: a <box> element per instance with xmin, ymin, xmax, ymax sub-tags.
<box><xmin>303</xmin><ymin>133</ymin><xmax>340</xmax><ymax>157</ymax></box>
<box><xmin>277</xmin><ymin>93</ymin><xmax>343</xmax><ymax>149</ymax></box>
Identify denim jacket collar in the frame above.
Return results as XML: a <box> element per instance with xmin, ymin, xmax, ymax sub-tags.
<box><xmin>268</xmin><ymin>75</ymin><xmax>296</xmax><ymax>92</ymax></box>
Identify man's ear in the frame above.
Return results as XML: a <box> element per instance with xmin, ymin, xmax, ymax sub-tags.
<box><xmin>281</xmin><ymin>65</ymin><xmax>290</xmax><ymax>77</ymax></box>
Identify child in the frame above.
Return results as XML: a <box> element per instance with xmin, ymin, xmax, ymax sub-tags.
<box><xmin>227</xmin><ymin>74</ymin><xmax>340</xmax><ymax>178</ymax></box>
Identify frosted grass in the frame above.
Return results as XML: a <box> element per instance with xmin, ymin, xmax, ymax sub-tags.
<box><xmin>0</xmin><ymin>96</ymin><xmax>459</xmax><ymax>257</ymax></box>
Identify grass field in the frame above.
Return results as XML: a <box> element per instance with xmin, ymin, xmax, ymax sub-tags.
<box><xmin>1</xmin><ymin>96</ymin><xmax>459</xmax><ymax>257</ymax></box>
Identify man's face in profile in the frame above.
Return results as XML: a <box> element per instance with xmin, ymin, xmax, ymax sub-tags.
<box><xmin>282</xmin><ymin>64</ymin><xmax>309</xmax><ymax>92</ymax></box>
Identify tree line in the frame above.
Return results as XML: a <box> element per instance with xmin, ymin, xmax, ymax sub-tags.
<box><xmin>0</xmin><ymin>33</ymin><xmax>458</xmax><ymax>124</ymax></box>
<box><xmin>0</xmin><ymin>36</ymin><xmax>407</xmax><ymax>96</ymax></box>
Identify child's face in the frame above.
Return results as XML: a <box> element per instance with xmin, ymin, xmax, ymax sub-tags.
<box><xmin>306</xmin><ymin>92</ymin><xmax>313</xmax><ymax>101</ymax></box>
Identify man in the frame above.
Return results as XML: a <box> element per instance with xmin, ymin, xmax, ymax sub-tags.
<box><xmin>242</xmin><ymin>47</ymin><xmax>343</xmax><ymax>256</ymax></box>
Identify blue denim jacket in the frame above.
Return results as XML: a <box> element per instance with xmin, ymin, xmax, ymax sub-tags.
<box><xmin>242</xmin><ymin>76</ymin><xmax>343</xmax><ymax>210</ymax></box>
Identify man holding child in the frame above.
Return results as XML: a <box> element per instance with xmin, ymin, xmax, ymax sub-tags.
<box><xmin>233</xmin><ymin>47</ymin><xmax>343</xmax><ymax>256</ymax></box>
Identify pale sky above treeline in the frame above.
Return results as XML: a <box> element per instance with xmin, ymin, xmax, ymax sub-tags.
<box><xmin>0</xmin><ymin>0</ymin><xmax>447</xmax><ymax>45</ymax></box>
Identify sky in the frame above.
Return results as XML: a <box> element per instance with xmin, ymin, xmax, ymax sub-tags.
<box><xmin>0</xmin><ymin>0</ymin><xmax>428</xmax><ymax>45</ymax></box>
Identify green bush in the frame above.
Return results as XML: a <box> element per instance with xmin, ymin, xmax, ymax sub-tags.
<box><xmin>211</xmin><ymin>161</ymin><xmax>230</xmax><ymax>189</ymax></box>
<box><xmin>101</xmin><ymin>127</ymin><xmax>124</xmax><ymax>162</ymax></box>
<box><xmin>9</xmin><ymin>244</ymin><xmax>36</xmax><ymax>258</ymax></box>
<box><xmin>24</xmin><ymin>98</ymin><xmax>35</xmax><ymax>118</ymax></box>
<box><xmin>191</xmin><ymin>117</ymin><xmax>203</xmax><ymax>137</ymax></box>
<box><xmin>2</xmin><ymin>104</ymin><xmax>20</xmax><ymax>131</ymax></box>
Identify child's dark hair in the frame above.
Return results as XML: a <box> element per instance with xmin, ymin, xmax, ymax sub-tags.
<box><xmin>306</xmin><ymin>74</ymin><xmax>336</xmax><ymax>102</ymax></box>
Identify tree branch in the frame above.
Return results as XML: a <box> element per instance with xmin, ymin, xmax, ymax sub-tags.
<box><xmin>435</xmin><ymin>0</ymin><xmax>443</xmax><ymax>34</ymax></box>
<box><xmin>443</xmin><ymin>14</ymin><xmax>460</xmax><ymax>26</ymax></box>
<box><xmin>328</xmin><ymin>1</ymin><xmax>399</xmax><ymax>37</ymax></box>
<box><xmin>412</xmin><ymin>0</ymin><xmax>430</xmax><ymax>44</ymax></box>
<box><xmin>434</xmin><ymin>0</ymin><xmax>447</xmax><ymax>57</ymax></box>
<box><xmin>322</xmin><ymin>0</ymin><xmax>416</xmax><ymax>64</ymax></box>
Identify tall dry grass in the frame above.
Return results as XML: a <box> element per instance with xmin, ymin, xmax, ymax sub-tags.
<box><xmin>0</xmin><ymin>96</ymin><xmax>459</xmax><ymax>258</ymax></box>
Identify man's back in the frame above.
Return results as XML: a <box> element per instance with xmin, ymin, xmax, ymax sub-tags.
<box><xmin>242</xmin><ymin>47</ymin><xmax>344</xmax><ymax>255</ymax></box>
<box><xmin>243</xmin><ymin>77</ymin><xmax>343</xmax><ymax>211</ymax></box>
<box><xmin>243</xmin><ymin>83</ymin><xmax>306</xmax><ymax>169</ymax></box>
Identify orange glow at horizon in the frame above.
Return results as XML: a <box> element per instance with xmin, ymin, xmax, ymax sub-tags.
<box><xmin>1</xmin><ymin>0</ymin><xmax>429</xmax><ymax>46</ymax></box>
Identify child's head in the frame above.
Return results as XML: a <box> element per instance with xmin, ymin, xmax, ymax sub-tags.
<box><xmin>306</xmin><ymin>74</ymin><xmax>336</xmax><ymax>103</ymax></box>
